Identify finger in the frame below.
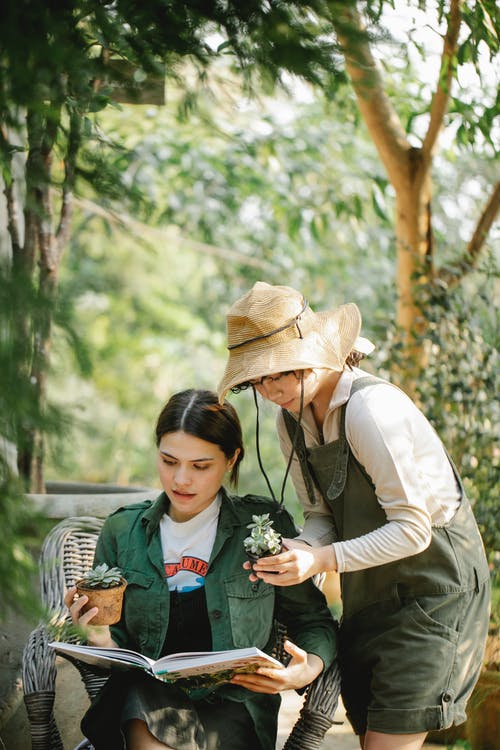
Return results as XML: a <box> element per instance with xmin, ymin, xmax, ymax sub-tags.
<box><xmin>231</xmin><ymin>673</ymin><xmax>280</xmax><ymax>693</ymax></box>
<box><xmin>70</xmin><ymin>594</ymin><xmax>89</xmax><ymax>614</ymax></box>
<box><xmin>281</xmin><ymin>537</ymin><xmax>311</xmax><ymax>550</ymax></box>
<box><xmin>283</xmin><ymin>639</ymin><xmax>307</xmax><ymax>662</ymax></box>
<box><xmin>78</xmin><ymin>607</ymin><xmax>99</xmax><ymax>626</ymax></box>
<box><xmin>252</xmin><ymin>666</ymin><xmax>287</xmax><ymax>680</ymax></box>
<box><xmin>64</xmin><ymin>586</ymin><xmax>77</xmax><ymax>608</ymax></box>
<box><xmin>254</xmin><ymin>570</ymin><xmax>303</xmax><ymax>586</ymax></box>
<box><xmin>69</xmin><ymin>594</ymin><xmax>100</xmax><ymax>626</ymax></box>
<box><xmin>252</xmin><ymin>555</ymin><xmax>284</xmax><ymax>572</ymax></box>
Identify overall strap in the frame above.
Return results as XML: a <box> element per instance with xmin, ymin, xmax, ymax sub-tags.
<box><xmin>282</xmin><ymin>375</ymin><xmax>386</xmax><ymax>507</ymax></box>
<box><xmin>339</xmin><ymin>375</ymin><xmax>387</xmax><ymax>439</ymax></box>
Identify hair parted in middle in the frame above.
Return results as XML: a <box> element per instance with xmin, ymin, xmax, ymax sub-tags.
<box><xmin>155</xmin><ymin>389</ymin><xmax>244</xmax><ymax>486</ymax></box>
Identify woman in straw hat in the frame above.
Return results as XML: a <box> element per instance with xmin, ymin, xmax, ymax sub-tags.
<box><xmin>218</xmin><ymin>281</ymin><xmax>490</xmax><ymax>750</ymax></box>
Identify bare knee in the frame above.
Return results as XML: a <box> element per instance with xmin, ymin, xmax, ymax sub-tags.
<box><xmin>362</xmin><ymin>730</ymin><xmax>427</xmax><ymax>750</ymax></box>
<box><xmin>125</xmin><ymin>718</ymin><xmax>173</xmax><ymax>750</ymax></box>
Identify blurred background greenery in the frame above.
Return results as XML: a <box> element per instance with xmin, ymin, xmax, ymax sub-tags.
<box><xmin>1</xmin><ymin>0</ymin><xmax>498</xmax><ymax>618</ymax></box>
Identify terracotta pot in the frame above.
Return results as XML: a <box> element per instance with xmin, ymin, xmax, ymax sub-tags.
<box><xmin>75</xmin><ymin>577</ymin><xmax>127</xmax><ymax>625</ymax></box>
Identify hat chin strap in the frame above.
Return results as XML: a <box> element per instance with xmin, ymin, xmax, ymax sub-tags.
<box><xmin>252</xmin><ymin>374</ymin><xmax>305</xmax><ymax>510</ymax></box>
<box><xmin>252</xmin><ymin>386</ymin><xmax>277</xmax><ymax>504</ymax></box>
<box><xmin>279</xmin><ymin>373</ymin><xmax>305</xmax><ymax>507</ymax></box>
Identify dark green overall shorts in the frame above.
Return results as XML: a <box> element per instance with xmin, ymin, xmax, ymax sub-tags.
<box><xmin>283</xmin><ymin>376</ymin><xmax>490</xmax><ymax>735</ymax></box>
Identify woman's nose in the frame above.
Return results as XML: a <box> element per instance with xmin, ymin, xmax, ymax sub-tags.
<box><xmin>261</xmin><ymin>380</ymin><xmax>283</xmax><ymax>399</ymax></box>
<box><xmin>174</xmin><ymin>466</ymin><xmax>192</xmax><ymax>486</ymax></box>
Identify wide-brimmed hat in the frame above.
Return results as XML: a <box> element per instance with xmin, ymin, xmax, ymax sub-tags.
<box><xmin>218</xmin><ymin>282</ymin><xmax>374</xmax><ymax>402</ymax></box>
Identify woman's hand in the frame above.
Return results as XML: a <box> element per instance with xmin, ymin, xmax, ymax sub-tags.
<box><xmin>243</xmin><ymin>539</ymin><xmax>337</xmax><ymax>586</ymax></box>
<box><xmin>230</xmin><ymin>640</ymin><xmax>323</xmax><ymax>694</ymax></box>
<box><xmin>64</xmin><ymin>586</ymin><xmax>116</xmax><ymax>648</ymax></box>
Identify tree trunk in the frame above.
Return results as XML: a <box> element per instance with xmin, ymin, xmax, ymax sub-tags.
<box><xmin>394</xmin><ymin>150</ymin><xmax>433</xmax><ymax>343</ymax></box>
<box><xmin>333</xmin><ymin>1</ymin><xmax>479</xmax><ymax>381</ymax></box>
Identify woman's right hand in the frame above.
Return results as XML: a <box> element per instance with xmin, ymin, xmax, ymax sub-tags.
<box><xmin>64</xmin><ymin>586</ymin><xmax>115</xmax><ymax>648</ymax></box>
<box><xmin>245</xmin><ymin>540</ymin><xmax>337</xmax><ymax>586</ymax></box>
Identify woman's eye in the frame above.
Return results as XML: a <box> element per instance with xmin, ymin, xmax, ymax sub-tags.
<box><xmin>162</xmin><ymin>458</ymin><xmax>176</xmax><ymax>466</ymax></box>
<box><xmin>193</xmin><ymin>464</ymin><xmax>209</xmax><ymax>471</ymax></box>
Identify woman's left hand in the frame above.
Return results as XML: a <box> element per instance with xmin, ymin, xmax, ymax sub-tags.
<box><xmin>230</xmin><ymin>640</ymin><xmax>323</xmax><ymax>694</ymax></box>
<box><xmin>244</xmin><ymin>539</ymin><xmax>337</xmax><ymax>586</ymax></box>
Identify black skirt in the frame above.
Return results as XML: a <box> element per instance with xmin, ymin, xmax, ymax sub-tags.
<box><xmin>81</xmin><ymin>671</ymin><xmax>262</xmax><ymax>750</ymax></box>
<box><xmin>82</xmin><ymin>587</ymin><xmax>264</xmax><ymax>749</ymax></box>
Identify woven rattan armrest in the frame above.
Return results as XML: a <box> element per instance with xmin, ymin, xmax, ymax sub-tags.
<box><xmin>22</xmin><ymin>517</ymin><xmax>106</xmax><ymax>750</ymax></box>
<box><xmin>273</xmin><ymin>621</ymin><xmax>342</xmax><ymax>749</ymax></box>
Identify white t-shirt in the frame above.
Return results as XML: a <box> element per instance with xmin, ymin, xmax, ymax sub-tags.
<box><xmin>276</xmin><ymin>368</ymin><xmax>461</xmax><ymax>573</ymax></box>
<box><xmin>159</xmin><ymin>494</ymin><xmax>221</xmax><ymax>592</ymax></box>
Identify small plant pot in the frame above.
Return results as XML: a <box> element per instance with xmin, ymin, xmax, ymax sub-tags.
<box><xmin>75</xmin><ymin>577</ymin><xmax>128</xmax><ymax>625</ymax></box>
<box><xmin>246</xmin><ymin>548</ymin><xmax>282</xmax><ymax>575</ymax></box>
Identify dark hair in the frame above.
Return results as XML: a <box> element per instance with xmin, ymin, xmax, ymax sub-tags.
<box><xmin>155</xmin><ymin>389</ymin><xmax>244</xmax><ymax>486</ymax></box>
<box><xmin>345</xmin><ymin>351</ymin><xmax>365</xmax><ymax>369</ymax></box>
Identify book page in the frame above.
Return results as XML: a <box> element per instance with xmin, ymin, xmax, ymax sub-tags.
<box><xmin>154</xmin><ymin>647</ymin><xmax>283</xmax><ymax>678</ymax></box>
<box><xmin>49</xmin><ymin>642</ymin><xmax>155</xmax><ymax>670</ymax></box>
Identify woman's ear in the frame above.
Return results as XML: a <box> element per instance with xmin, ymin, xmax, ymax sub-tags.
<box><xmin>227</xmin><ymin>448</ymin><xmax>241</xmax><ymax>471</ymax></box>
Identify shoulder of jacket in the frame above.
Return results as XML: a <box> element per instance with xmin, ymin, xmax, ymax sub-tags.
<box><xmin>106</xmin><ymin>500</ymin><xmax>154</xmax><ymax>520</ymax></box>
<box><xmin>230</xmin><ymin>494</ymin><xmax>295</xmax><ymax>528</ymax></box>
<box><xmin>234</xmin><ymin>493</ymin><xmax>281</xmax><ymax>511</ymax></box>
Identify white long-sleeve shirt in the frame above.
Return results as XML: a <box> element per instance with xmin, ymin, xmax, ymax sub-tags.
<box><xmin>276</xmin><ymin>368</ymin><xmax>461</xmax><ymax>573</ymax></box>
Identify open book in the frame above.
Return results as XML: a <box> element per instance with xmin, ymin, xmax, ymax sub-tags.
<box><xmin>50</xmin><ymin>641</ymin><xmax>283</xmax><ymax>688</ymax></box>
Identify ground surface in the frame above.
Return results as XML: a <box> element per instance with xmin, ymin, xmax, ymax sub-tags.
<box><xmin>1</xmin><ymin>655</ymin><xmax>445</xmax><ymax>750</ymax></box>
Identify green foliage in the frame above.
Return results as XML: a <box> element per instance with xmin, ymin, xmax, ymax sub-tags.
<box><xmin>0</xmin><ymin>0</ymin><xmax>355</xmax><ymax>495</ymax></box>
<box><xmin>243</xmin><ymin>514</ymin><xmax>283</xmax><ymax>556</ymax></box>
<box><xmin>43</xmin><ymin>82</ymin><xmax>392</xmax><ymax>496</ymax></box>
<box><xmin>375</xmin><ymin>268</ymin><xmax>499</xmax><ymax>570</ymax></box>
<box><xmin>1</xmin><ymin>0</ymin><xmax>498</xmax><ymax>617</ymax></box>
<box><xmin>0</xmin><ymin>463</ymin><xmax>40</xmax><ymax>621</ymax></box>
<box><xmin>79</xmin><ymin>563</ymin><xmax>123</xmax><ymax>589</ymax></box>
<box><xmin>491</xmin><ymin>581</ymin><xmax>500</xmax><ymax>630</ymax></box>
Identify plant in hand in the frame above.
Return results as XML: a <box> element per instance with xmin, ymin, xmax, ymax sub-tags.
<box><xmin>79</xmin><ymin>563</ymin><xmax>124</xmax><ymax>589</ymax></box>
<box><xmin>243</xmin><ymin>514</ymin><xmax>282</xmax><ymax>570</ymax></box>
<box><xmin>75</xmin><ymin>563</ymin><xmax>127</xmax><ymax>625</ymax></box>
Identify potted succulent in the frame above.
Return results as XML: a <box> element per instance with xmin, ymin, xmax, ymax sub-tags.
<box><xmin>243</xmin><ymin>514</ymin><xmax>282</xmax><ymax>572</ymax></box>
<box><xmin>75</xmin><ymin>563</ymin><xmax>127</xmax><ymax>625</ymax></box>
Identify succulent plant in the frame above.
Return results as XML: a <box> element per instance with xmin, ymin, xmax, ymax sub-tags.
<box><xmin>79</xmin><ymin>563</ymin><xmax>124</xmax><ymax>589</ymax></box>
<box><xmin>243</xmin><ymin>514</ymin><xmax>282</xmax><ymax>557</ymax></box>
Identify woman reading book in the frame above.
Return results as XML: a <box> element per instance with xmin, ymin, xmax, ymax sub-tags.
<box><xmin>65</xmin><ymin>389</ymin><xmax>336</xmax><ymax>750</ymax></box>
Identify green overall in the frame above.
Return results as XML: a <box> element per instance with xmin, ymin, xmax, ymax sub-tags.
<box><xmin>283</xmin><ymin>375</ymin><xmax>491</xmax><ymax>734</ymax></box>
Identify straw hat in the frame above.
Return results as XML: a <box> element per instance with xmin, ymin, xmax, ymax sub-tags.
<box><xmin>218</xmin><ymin>282</ymin><xmax>374</xmax><ymax>402</ymax></box>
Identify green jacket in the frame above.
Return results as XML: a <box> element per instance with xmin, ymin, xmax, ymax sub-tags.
<box><xmin>88</xmin><ymin>488</ymin><xmax>337</xmax><ymax>749</ymax></box>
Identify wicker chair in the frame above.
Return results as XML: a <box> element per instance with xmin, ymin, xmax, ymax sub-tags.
<box><xmin>23</xmin><ymin>516</ymin><xmax>341</xmax><ymax>750</ymax></box>
<box><xmin>22</xmin><ymin>517</ymin><xmax>107</xmax><ymax>750</ymax></box>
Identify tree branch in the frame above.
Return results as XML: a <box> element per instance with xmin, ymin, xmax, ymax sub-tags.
<box><xmin>422</xmin><ymin>0</ymin><xmax>462</xmax><ymax>162</ymax></box>
<box><xmin>333</xmin><ymin>6</ymin><xmax>411</xmax><ymax>188</ymax></box>
<box><xmin>73</xmin><ymin>197</ymin><xmax>277</xmax><ymax>274</ymax></box>
<box><xmin>439</xmin><ymin>180</ymin><xmax>500</xmax><ymax>287</ymax></box>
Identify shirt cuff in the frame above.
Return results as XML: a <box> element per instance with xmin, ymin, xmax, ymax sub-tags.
<box><xmin>332</xmin><ymin>542</ymin><xmax>345</xmax><ymax>574</ymax></box>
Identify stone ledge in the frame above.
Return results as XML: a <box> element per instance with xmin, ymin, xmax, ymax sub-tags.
<box><xmin>27</xmin><ymin>484</ymin><xmax>158</xmax><ymax>519</ymax></box>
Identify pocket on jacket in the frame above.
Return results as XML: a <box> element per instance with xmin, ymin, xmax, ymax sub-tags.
<box><xmin>225</xmin><ymin>573</ymin><xmax>275</xmax><ymax>649</ymax></box>
<box><xmin>122</xmin><ymin>569</ymin><xmax>154</xmax><ymax>647</ymax></box>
